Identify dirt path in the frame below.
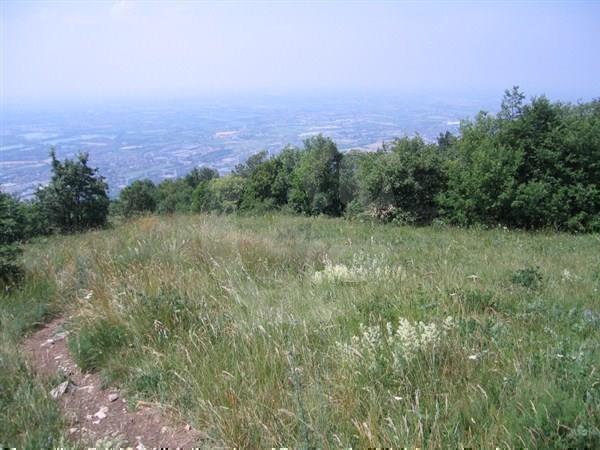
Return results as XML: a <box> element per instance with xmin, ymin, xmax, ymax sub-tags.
<box><xmin>23</xmin><ymin>317</ymin><xmax>202</xmax><ymax>449</ymax></box>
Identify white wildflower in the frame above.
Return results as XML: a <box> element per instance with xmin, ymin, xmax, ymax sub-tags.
<box><xmin>561</xmin><ymin>269</ymin><xmax>577</xmax><ymax>282</ymax></box>
<box><xmin>338</xmin><ymin>315</ymin><xmax>456</xmax><ymax>373</ymax></box>
<box><xmin>313</xmin><ymin>256</ymin><xmax>404</xmax><ymax>283</ymax></box>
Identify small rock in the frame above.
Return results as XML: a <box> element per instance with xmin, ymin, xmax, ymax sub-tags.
<box><xmin>185</xmin><ymin>424</ymin><xmax>192</xmax><ymax>431</ymax></box>
<box><xmin>69</xmin><ymin>427</ymin><xmax>78</xmax><ymax>434</ymax></box>
<box><xmin>53</xmin><ymin>331</ymin><xmax>69</xmax><ymax>341</ymax></box>
<box><xmin>108</xmin><ymin>393</ymin><xmax>119</xmax><ymax>402</ymax></box>
<box><xmin>93</xmin><ymin>406</ymin><xmax>109</xmax><ymax>421</ymax></box>
<box><xmin>160</xmin><ymin>426</ymin><xmax>168</xmax><ymax>434</ymax></box>
<box><xmin>41</xmin><ymin>338</ymin><xmax>55</xmax><ymax>347</ymax></box>
<box><xmin>50</xmin><ymin>380</ymin><xmax>71</xmax><ymax>399</ymax></box>
<box><xmin>583</xmin><ymin>309</ymin><xmax>599</xmax><ymax>324</ymax></box>
<box><xmin>65</xmin><ymin>411</ymin><xmax>79</xmax><ymax>425</ymax></box>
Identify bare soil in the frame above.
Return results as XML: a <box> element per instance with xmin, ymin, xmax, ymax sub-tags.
<box><xmin>23</xmin><ymin>317</ymin><xmax>203</xmax><ymax>449</ymax></box>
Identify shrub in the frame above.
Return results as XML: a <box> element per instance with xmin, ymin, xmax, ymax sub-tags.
<box><xmin>358</xmin><ymin>136</ymin><xmax>447</xmax><ymax>224</ymax></box>
<box><xmin>118</xmin><ymin>179</ymin><xmax>158</xmax><ymax>217</ymax></box>
<box><xmin>511</xmin><ymin>266</ymin><xmax>544</xmax><ymax>290</ymax></box>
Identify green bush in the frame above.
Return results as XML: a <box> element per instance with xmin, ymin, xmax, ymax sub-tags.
<box><xmin>118</xmin><ymin>179</ymin><xmax>158</xmax><ymax>216</ymax></box>
<box><xmin>441</xmin><ymin>89</ymin><xmax>600</xmax><ymax>231</ymax></box>
<box><xmin>358</xmin><ymin>136</ymin><xmax>447</xmax><ymax>224</ymax></box>
<box><xmin>511</xmin><ymin>266</ymin><xmax>544</xmax><ymax>290</ymax></box>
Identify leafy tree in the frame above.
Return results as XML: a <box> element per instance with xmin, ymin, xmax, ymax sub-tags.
<box><xmin>193</xmin><ymin>175</ymin><xmax>245</xmax><ymax>213</ymax></box>
<box><xmin>36</xmin><ymin>149</ymin><xmax>109</xmax><ymax>233</ymax></box>
<box><xmin>0</xmin><ymin>192</ymin><xmax>24</xmax><ymax>286</ymax></box>
<box><xmin>339</xmin><ymin>150</ymin><xmax>366</xmax><ymax>210</ymax></box>
<box><xmin>238</xmin><ymin>148</ymin><xmax>301</xmax><ymax>211</ymax></box>
<box><xmin>184</xmin><ymin>166</ymin><xmax>219</xmax><ymax>189</ymax></box>
<box><xmin>233</xmin><ymin>151</ymin><xmax>269</xmax><ymax>178</ymax></box>
<box><xmin>437</xmin><ymin>131</ymin><xmax>458</xmax><ymax>151</ymax></box>
<box><xmin>441</xmin><ymin>91</ymin><xmax>600</xmax><ymax>231</ymax></box>
<box><xmin>17</xmin><ymin>199</ymin><xmax>51</xmax><ymax>239</ymax></box>
<box><xmin>269</xmin><ymin>146</ymin><xmax>301</xmax><ymax>206</ymax></box>
<box><xmin>358</xmin><ymin>136</ymin><xmax>447</xmax><ymax>223</ymax></box>
<box><xmin>289</xmin><ymin>135</ymin><xmax>342</xmax><ymax>215</ymax></box>
<box><xmin>155</xmin><ymin>178</ymin><xmax>193</xmax><ymax>214</ymax></box>
<box><xmin>119</xmin><ymin>179</ymin><xmax>158</xmax><ymax>217</ymax></box>
<box><xmin>499</xmin><ymin>85</ymin><xmax>526</xmax><ymax>120</ymax></box>
<box><xmin>438</xmin><ymin>113</ymin><xmax>522</xmax><ymax>226</ymax></box>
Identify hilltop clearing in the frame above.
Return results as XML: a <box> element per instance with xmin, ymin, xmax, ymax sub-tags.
<box><xmin>2</xmin><ymin>214</ymin><xmax>599</xmax><ymax>447</ymax></box>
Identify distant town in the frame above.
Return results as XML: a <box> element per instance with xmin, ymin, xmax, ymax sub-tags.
<box><xmin>1</xmin><ymin>94</ymin><xmax>493</xmax><ymax>198</ymax></box>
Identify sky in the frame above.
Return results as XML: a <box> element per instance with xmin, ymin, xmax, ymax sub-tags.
<box><xmin>1</xmin><ymin>0</ymin><xmax>599</xmax><ymax>105</ymax></box>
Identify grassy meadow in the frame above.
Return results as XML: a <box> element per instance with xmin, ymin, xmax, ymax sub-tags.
<box><xmin>2</xmin><ymin>213</ymin><xmax>600</xmax><ymax>448</ymax></box>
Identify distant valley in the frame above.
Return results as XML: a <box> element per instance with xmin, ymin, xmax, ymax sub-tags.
<box><xmin>1</xmin><ymin>95</ymin><xmax>494</xmax><ymax>197</ymax></box>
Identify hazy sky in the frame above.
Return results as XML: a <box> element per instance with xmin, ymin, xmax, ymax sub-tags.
<box><xmin>1</xmin><ymin>1</ymin><xmax>599</xmax><ymax>104</ymax></box>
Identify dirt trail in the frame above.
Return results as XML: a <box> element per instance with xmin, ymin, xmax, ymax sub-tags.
<box><xmin>23</xmin><ymin>317</ymin><xmax>202</xmax><ymax>449</ymax></box>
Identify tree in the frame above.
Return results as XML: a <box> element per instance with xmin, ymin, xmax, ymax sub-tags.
<box><xmin>184</xmin><ymin>166</ymin><xmax>219</xmax><ymax>189</ymax></box>
<box><xmin>0</xmin><ymin>192</ymin><xmax>24</xmax><ymax>286</ymax></box>
<box><xmin>233</xmin><ymin>151</ymin><xmax>269</xmax><ymax>178</ymax></box>
<box><xmin>438</xmin><ymin>115</ymin><xmax>522</xmax><ymax>226</ymax></box>
<box><xmin>358</xmin><ymin>136</ymin><xmax>447</xmax><ymax>224</ymax></box>
<box><xmin>195</xmin><ymin>176</ymin><xmax>245</xmax><ymax>213</ymax></box>
<box><xmin>119</xmin><ymin>179</ymin><xmax>158</xmax><ymax>217</ymax></box>
<box><xmin>440</xmin><ymin>91</ymin><xmax>600</xmax><ymax>231</ymax></box>
<box><xmin>36</xmin><ymin>149</ymin><xmax>109</xmax><ymax>233</ymax></box>
<box><xmin>499</xmin><ymin>85</ymin><xmax>526</xmax><ymax>120</ymax></box>
<box><xmin>339</xmin><ymin>150</ymin><xmax>365</xmax><ymax>210</ymax></box>
<box><xmin>289</xmin><ymin>135</ymin><xmax>342</xmax><ymax>216</ymax></box>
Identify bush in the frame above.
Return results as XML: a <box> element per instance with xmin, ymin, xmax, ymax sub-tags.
<box><xmin>511</xmin><ymin>266</ymin><xmax>544</xmax><ymax>290</ymax></box>
<box><xmin>119</xmin><ymin>179</ymin><xmax>157</xmax><ymax>217</ymax></box>
<box><xmin>193</xmin><ymin>175</ymin><xmax>245</xmax><ymax>213</ymax></box>
<box><xmin>441</xmin><ymin>89</ymin><xmax>600</xmax><ymax>231</ymax></box>
<box><xmin>358</xmin><ymin>136</ymin><xmax>447</xmax><ymax>224</ymax></box>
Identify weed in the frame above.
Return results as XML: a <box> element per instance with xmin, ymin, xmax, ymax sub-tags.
<box><xmin>511</xmin><ymin>266</ymin><xmax>544</xmax><ymax>289</ymax></box>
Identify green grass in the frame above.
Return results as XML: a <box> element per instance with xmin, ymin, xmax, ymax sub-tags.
<box><xmin>0</xmin><ymin>278</ymin><xmax>69</xmax><ymax>448</ymax></box>
<box><xmin>6</xmin><ymin>213</ymin><xmax>600</xmax><ymax>447</ymax></box>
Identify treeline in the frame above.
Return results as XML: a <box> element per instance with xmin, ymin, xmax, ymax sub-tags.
<box><xmin>2</xmin><ymin>88</ymin><xmax>599</xmax><ymax>285</ymax></box>
<box><xmin>114</xmin><ymin>88</ymin><xmax>600</xmax><ymax>231</ymax></box>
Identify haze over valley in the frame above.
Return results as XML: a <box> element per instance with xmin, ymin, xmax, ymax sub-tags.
<box><xmin>1</xmin><ymin>94</ymin><xmax>494</xmax><ymax>197</ymax></box>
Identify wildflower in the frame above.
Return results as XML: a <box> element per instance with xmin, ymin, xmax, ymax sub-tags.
<box><xmin>337</xmin><ymin>316</ymin><xmax>456</xmax><ymax>372</ymax></box>
<box><xmin>313</xmin><ymin>259</ymin><xmax>403</xmax><ymax>283</ymax></box>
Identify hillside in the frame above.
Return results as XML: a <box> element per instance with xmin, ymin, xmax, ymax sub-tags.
<box><xmin>2</xmin><ymin>214</ymin><xmax>599</xmax><ymax>447</ymax></box>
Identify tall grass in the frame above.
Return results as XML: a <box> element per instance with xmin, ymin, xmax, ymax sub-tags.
<box><xmin>11</xmin><ymin>214</ymin><xmax>600</xmax><ymax>447</ymax></box>
<box><xmin>0</xmin><ymin>278</ymin><xmax>69</xmax><ymax>448</ymax></box>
